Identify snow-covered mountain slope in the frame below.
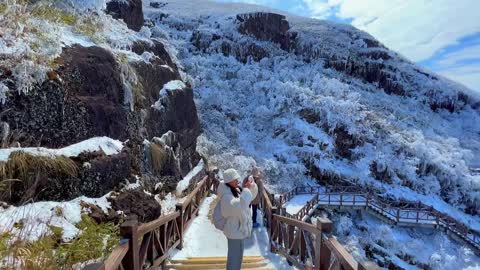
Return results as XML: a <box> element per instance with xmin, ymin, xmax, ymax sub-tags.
<box><xmin>145</xmin><ymin>0</ymin><xmax>480</xmax><ymax>216</ymax></box>
<box><xmin>143</xmin><ymin>0</ymin><xmax>480</xmax><ymax>268</ymax></box>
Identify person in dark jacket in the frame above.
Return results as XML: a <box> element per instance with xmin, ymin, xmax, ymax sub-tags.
<box><xmin>247</xmin><ymin>167</ymin><xmax>264</xmax><ymax>228</ymax></box>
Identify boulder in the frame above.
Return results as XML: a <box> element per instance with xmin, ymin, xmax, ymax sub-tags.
<box><xmin>106</xmin><ymin>0</ymin><xmax>144</xmax><ymax>31</ymax></box>
<box><xmin>0</xmin><ymin>45</ymin><xmax>132</xmax><ymax>148</ymax></box>
<box><xmin>109</xmin><ymin>189</ymin><xmax>161</xmax><ymax>223</ymax></box>
<box><xmin>237</xmin><ymin>12</ymin><xmax>296</xmax><ymax>51</ymax></box>
<box><xmin>0</xmin><ymin>39</ymin><xmax>201</xmax><ymax>203</ymax></box>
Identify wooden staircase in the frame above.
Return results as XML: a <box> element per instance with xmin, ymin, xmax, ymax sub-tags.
<box><xmin>165</xmin><ymin>256</ymin><xmax>275</xmax><ymax>270</ymax></box>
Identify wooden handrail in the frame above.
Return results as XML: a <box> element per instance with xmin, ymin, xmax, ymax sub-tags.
<box><xmin>105</xmin><ymin>241</ymin><xmax>129</xmax><ymax>270</ymax></box>
<box><xmin>273</xmin><ymin>214</ymin><xmax>319</xmax><ymax>234</ymax></box>
<box><xmin>137</xmin><ymin>211</ymin><xmax>180</xmax><ymax>236</ymax></box>
<box><xmin>177</xmin><ymin>175</ymin><xmax>209</xmax><ymax>210</ymax></box>
<box><xmin>324</xmin><ymin>237</ymin><xmax>362</xmax><ymax>270</ymax></box>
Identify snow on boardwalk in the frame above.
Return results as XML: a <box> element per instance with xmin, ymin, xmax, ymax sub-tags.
<box><xmin>284</xmin><ymin>194</ymin><xmax>315</xmax><ymax>215</ymax></box>
<box><xmin>171</xmin><ymin>196</ymin><xmax>296</xmax><ymax>269</ymax></box>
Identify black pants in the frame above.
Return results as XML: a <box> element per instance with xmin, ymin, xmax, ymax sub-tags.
<box><xmin>252</xmin><ymin>204</ymin><xmax>258</xmax><ymax>223</ymax></box>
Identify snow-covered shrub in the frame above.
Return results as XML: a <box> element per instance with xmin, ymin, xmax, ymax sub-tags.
<box><xmin>0</xmin><ymin>0</ymin><xmax>150</xmax><ymax>101</ymax></box>
<box><xmin>0</xmin><ymin>83</ymin><xmax>9</xmax><ymax>105</ymax></box>
<box><xmin>0</xmin><ymin>214</ymin><xmax>118</xmax><ymax>270</ymax></box>
<box><xmin>335</xmin><ymin>215</ymin><xmax>354</xmax><ymax>236</ymax></box>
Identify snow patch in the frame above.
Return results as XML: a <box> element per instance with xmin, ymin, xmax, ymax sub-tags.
<box><xmin>0</xmin><ymin>194</ymin><xmax>111</xmax><ymax>242</ymax></box>
<box><xmin>159</xmin><ymin>193</ymin><xmax>178</xmax><ymax>215</ymax></box>
<box><xmin>176</xmin><ymin>160</ymin><xmax>205</xmax><ymax>195</ymax></box>
<box><xmin>284</xmin><ymin>194</ymin><xmax>315</xmax><ymax>215</ymax></box>
<box><xmin>160</xmin><ymin>80</ymin><xmax>186</xmax><ymax>95</ymax></box>
<box><xmin>0</xmin><ymin>137</ymin><xmax>124</xmax><ymax>162</ymax></box>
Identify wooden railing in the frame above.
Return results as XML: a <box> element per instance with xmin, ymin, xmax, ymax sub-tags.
<box><xmin>84</xmin><ymin>173</ymin><xmax>214</xmax><ymax>270</ymax></box>
<box><xmin>279</xmin><ymin>185</ymin><xmax>480</xmax><ymax>252</ymax></box>
<box><xmin>261</xmin><ymin>187</ymin><xmax>366</xmax><ymax>270</ymax></box>
<box><xmin>87</xmin><ymin>173</ymin><xmax>366</xmax><ymax>270</ymax></box>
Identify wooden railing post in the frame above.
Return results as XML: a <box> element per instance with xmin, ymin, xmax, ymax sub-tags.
<box><xmin>270</xmin><ymin>207</ymin><xmax>278</xmax><ymax>252</ymax></box>
<box><xmin>175</xmin><ymin>203</ymin><xmax>184</xmax><ymax>250</ymax></box>
<box><xmin>316</xmin><ymin>218</ymin><xmax>333</xmax><ymax>270</ymax></box>
<box><xmin>120</xmin><ymin>220</ymin><xmax>139</xmax><ymax>270</ymax></box>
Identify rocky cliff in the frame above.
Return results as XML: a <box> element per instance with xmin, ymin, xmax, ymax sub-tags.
<box><xmin>0</xmin><ymin>0</ymin><xmax>201</xmax><ymax>222</ymax></box>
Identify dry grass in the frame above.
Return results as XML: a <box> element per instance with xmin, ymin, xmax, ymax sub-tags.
<box><xmin>150</xmin><ymin>143</ymin><xmax>167</xmax><ymax>173</ymax></box>
<box><xmin>0</xmin><ymin>151</ymin><xmax>78</xmax><ymax>202</ymax></box>
<box><xmin>73</xmin><ymin>15</ymin><xmax>105</xmax><ymax>43</ymax></box>
<box><xmin>0</xmin><ymin>151</ymin><xmax>77</xmax><ymax>180</ymax></box>
<box><xmin>0</xmin><ymin>3</ymin><xmax>7</xmax><ymax>14</ymax></box>
<box><xmin>30</xmin><ymin>3</ymin><xmax>77</xmax><ymax>26</ymax></box>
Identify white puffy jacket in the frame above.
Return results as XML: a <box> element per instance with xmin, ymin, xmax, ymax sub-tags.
<box><xmin>217</xmin><ymin>181</ymin><xmax>258</xmax><ymax>240</ymax></box>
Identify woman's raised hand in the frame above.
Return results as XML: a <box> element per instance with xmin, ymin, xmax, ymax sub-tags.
<box><xmin>243</xmin><ymin>175</ymin><xmax>254</xmax><ymax>188</ymax></box>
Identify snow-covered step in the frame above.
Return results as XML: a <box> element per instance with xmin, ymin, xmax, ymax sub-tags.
<box><xmin>166</xmin><ymin>256</ymin><xmax>274</xmax><ymax>270</ymax></box>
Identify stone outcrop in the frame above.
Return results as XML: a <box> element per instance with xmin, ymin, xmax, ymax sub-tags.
<box><xmin>0</xmin><ymin>40</ymin><xmax>201</xmax><ymax>204</ymax></box>
<box><xmin>1</xmin><ymin>46</ymin><xmax>133</xmax><ymax>148</ymax></box>
<box><xmin>232</xmin><ymin>12</ymin><xmax>405</xmax><ymax>96</ymax></box>
<box><xmin>106</xmin><ymin>0</ymin><xmax>144</xmax><ymax>31</ymax></box>
<box><xmin>237</xmin><ymin>12</ymin><xmax>296</xmax><ymax>51</ymax></box>
<box><xmin>190</xmin><ymin>30</ymin><xmax>269</xmax><ymax>63</ymax></box>
<box><xmin>109</xmin><ymin>189</ymin><xmax>161</xmax><ymax>222</ymax></box>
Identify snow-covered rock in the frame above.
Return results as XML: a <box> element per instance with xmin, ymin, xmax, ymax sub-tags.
<box><xmin>0</xmin><ymin>137</ymin><xmax>123</xmax><ymax>162</ymax></box>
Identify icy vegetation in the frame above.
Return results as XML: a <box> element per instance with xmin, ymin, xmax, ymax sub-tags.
<box><xmin>0</xmin><ymin>0</ymin><xmax>152</xmax><ymax>99</ymax></box>
<box><xmin>145</xmin><ymin>0</ymin><xmax>480</xmax><ymax>214</ymax></box>
<box><xmin>320</xmin><ymin>209</ymin><xmax>480</xmax><ymax>269</ymax></box>
<box><xmin>0</xmin><ymin>0</ymin><xmax>478</xmax><ymax>268</ymax></box>
<box><xmin>144</xmin><ymin>0</ymin><xmax>480</xmax><ymax>268</ymax></box>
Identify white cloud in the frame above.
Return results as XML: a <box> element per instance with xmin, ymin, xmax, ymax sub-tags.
<box><xmin>437</xmin><ymin>65</ymin><xmax>480</xmax><ymax>91</ymax></box>
<box><xmin>302</xmin><ymin>0</ymin><xmax>480</xmax><ymax>62</ymax></box>
<box><xmin>432</xmin><ymin>44</ymin><xmax>480</xmax><ymax>91</ymax></box>
<box><xmin>215</xmin><ymin>0</ymin><xmax>278</xmax><ymax>6</ymax></box>
<box><xmin>437</xmin><ymin>44</ymin><xmax>480</xmax><ymax>67</ymax></box>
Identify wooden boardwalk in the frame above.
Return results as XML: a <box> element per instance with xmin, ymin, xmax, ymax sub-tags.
<box><xmin>278</xmin><ymin>185</ymin><xmax>480</xmax><ymax>254</ymax></box>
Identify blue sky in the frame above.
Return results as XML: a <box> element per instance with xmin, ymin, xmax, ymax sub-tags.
<box><xmin>215</xmin><ymin>0</ymin><xmax>480</xmax><ymax>92</ymax></box>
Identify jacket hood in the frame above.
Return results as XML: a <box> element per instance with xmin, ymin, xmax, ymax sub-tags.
<box><xmin>217</xmin><ymin>181</ymin><xmax>227</xmax><ymax>197</ymax></box>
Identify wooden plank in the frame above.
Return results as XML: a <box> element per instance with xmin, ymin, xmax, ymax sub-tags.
<box><xmin>138</xmin><ymin>232</ymin><xmax>152</xmax><ymax>266</ymax></box>
<box><xmin>165</xmin><ymin>261</ymin><xmax>268</xmax><ymax>269</ymax></box>
<box><xmin>275</xmin><ymin>249</ymin><xmax>307</xmax><ymax>270</ymax></box>
<box><xmin>273</xmin><ymin>214</ymin><xmax>318</xmax><ymax>234</ymax></box>
<box><xmin>169</xmin><ymin>257</ymin><xmax>264</xmax><ymax>264</ymax></box>
<box><xmin>82</xmin><ymin>263</ymin><xmax>105</xmax><ymax>270</ymax></box>
<box><xmin>149</xmin><ymin>239</ymin><xmax>180</xmax><ymax>269</ymax></box>
<box><xmin>120</xmin><ymin>220</ymin><xmax>139</xmax><ymax>270</ymax></box>
<box><xmin>138</xmin><ymin>212</ymin><xmax>181</xmax><ymax>236</ymax></box>
<box><xmin>180</xmin><ymin>176</ymin><xmax>209</xmax><ymax>209</ymax></box>
<box><xmin>325</xmin><ymin>238</ymin><xmax>358</xmax><ymax>270</ymax></box>
<box><xmin>103</xmin><ymin>242</ymin><xmax>129</xmax><ymax>270</ymax></box>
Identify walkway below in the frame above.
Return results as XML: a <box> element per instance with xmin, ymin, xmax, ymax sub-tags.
<box><xmin>170</xmin><ymin>196</ymin><xmax>296</xmax><ymax>270</ymax></box>
<box><xmin>283</xmin><ymin>194</ymin><xmax>315</xmax><ymax>215</ymax></box>
<box><xmin>285</xmin><ymin>191</ymin><xmax>480</xmax><ymax>253</ymax></box>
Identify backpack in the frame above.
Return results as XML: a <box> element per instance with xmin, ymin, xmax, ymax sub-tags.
<box><xmin>209</xmin><ymin>196</ymin><xmax>226</xmax><ymax>231</ymax></box>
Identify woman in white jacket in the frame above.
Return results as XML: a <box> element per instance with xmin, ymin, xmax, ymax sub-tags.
<box><xmin>218</xmin><ymin>168</ymin><xmax>258</xmax><ymax>270</ymax></box>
